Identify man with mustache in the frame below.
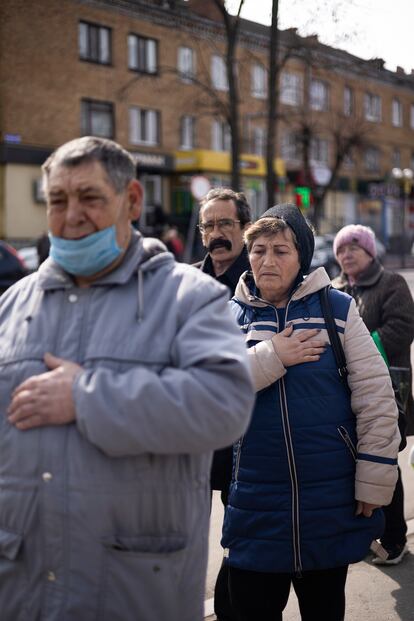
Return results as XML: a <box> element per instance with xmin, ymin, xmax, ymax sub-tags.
<box><xmin>196</xmin><ymin>187</ymin><xmax>251</xmax><ymax>621</ymax></box>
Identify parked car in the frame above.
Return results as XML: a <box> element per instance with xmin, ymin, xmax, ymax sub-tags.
<box><xmin>18</xmin><ymin>245</ymin><xmax>39</xmax><ymax>272</ymax></box>
<box><xmin>0</xmin><ymin>241</ymin><xmax>28</xmax><ymax>294</ymax></box>
<box><xmin>310</xmin><ymin>234</ymin><xmax>340</xmax><ymax>278</ymax></box>
<box><xmin>310</xmin><ymin>233</ymin><xmax>386</xmax><ymax>278</ymax></box>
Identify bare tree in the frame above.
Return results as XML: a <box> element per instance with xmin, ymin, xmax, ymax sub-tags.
<box><xmin>265</xmin><ymin>0</ymin><xmax>279</xmax><ymax>208</ymax></box>
<box><xmin>212</xmin><ymin>0</ymin><xmax>245</xmax><ymax>190</ymax></box>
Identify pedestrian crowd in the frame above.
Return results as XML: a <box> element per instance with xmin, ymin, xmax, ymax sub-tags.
<box><xmin>0</xmin><ymin>135</ymin><xmax>412</xmax><ymax>621</ymax></box>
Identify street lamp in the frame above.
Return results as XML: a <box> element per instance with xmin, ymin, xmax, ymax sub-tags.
<box><xmin>391</xmin><ymin>167</ymin><xmax>414</xmax><ymax>268</ymax></box>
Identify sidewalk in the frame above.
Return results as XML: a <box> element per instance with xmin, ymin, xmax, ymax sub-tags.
<box><xmin>205</xmin><ymin>526</ymin><xmax>414</xmax><ymax>620</ymax></box>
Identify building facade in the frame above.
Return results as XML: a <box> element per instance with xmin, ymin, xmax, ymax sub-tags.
<box><xmin>1</xmin><ymin>0</ymin><xmax>414</xmax><ymax>246</ymax></box>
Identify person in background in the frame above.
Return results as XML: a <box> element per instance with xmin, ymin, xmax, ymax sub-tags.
<box><xmin>333</xmin><ymin>223</ymin><xmax>414</xmax><ymax>565</ymax></box>
<box><xmin>195</xmin><ymin>187</ymin><xmax>251</xmax><ymax>621</ymax></box>
<box><xmin>162</xmin><ymin>225</ymin><xmax>185</xmax><ymax>261</ymax></box>
<box><xmin>222</xmin><ymin>204</ymin><xmax>399</xmax><ymax>621</ymax></box>
<box><xmin>36</xmin><ymin>231</ymin><xmax>51</xmax><ymax>265</ymax></box>
<box><xmin>0</xmin><ymin>137</ymin><xmax>254</xmax><ymax>621</ymax></box>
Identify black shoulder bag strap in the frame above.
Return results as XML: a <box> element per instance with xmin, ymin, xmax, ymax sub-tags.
<box><xmin>320</xmin><ymin>285</ymin><xmax>407</xmax><ymax>450</ymax></box>
<box><xmin>319</xmin><ymin>285</ymin><xmax>349</xmax><ymax>390</ymax></box>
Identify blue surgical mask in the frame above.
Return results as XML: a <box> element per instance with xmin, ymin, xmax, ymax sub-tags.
<box><xmin>49</xmin><ymin>226</ymin><xmax>123</xmax><ymax>276</ymax></box>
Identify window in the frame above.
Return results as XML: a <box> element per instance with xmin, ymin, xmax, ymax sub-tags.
<box><xmin>411</xmin><ymin>104</ymin><xmax>414</xmax><ymax>129</ymax></box>
<box><xmin>392</xmin><ymin>99</ymin><xmax>403</xmax><ymax>127</ymax></box>
<box><xmin>343</xmin><ymin>86</ymin><xmax>354</xmax><ymax>117</ymax></box>
<box><xmin>252</xmin><ymin>127</ymin><xmax>266</xmax><ymax>156</ymax></box>
<box><xmin>310</xmin><ymin>137</ymin><xmax>329</xmax><ymax>164</ymax></box>
<box><xmin>211</xmin><ymin>55</ymin><xmax>228</xmax><ymax>91</ymax></box>
<box><xmin>310</xmin><ymin>80</ymin><xmax>329</xmax><ymax>111</ymax></box>
<box><xmin>343</xmin><ymin>153</ymin><xmax>354</xmax><ymax>169</ymax></box>
<box><xmin>364</xmin><ymin>146</ymin><xmax>380</xmax><ymax>171</ymax></box>
<box><xmin>281</xmin><ymin>132</ymin><xmax>301</xmax><ymax>161</ymax></box>
<box><xmin>128</xmin><ymin>34</ymin><xmax>157</xmax><ymax>73</ymax></box>
<box><xmin>180</xmin><ymin>116</ymin><xmax>194</xmax><ymax>149</ymax></box>
<box><xmin>129</xmin><ymin>107</ymin><xmax>159</xmax><ymax>145</ymax></box>
<box><xmin>81</xmin><ymin>99</ymin><xmax>114</xmax><ymax>138</ymax></box>
<box><xmin>212</xmin><ymin>120</ymin><xmax>231</xmax><ymax>151</ymax></box>
<box><xmin>178</xmin><ymin>47</ymin><xmax>195</xmax><ymax>83</ymax></box>
<box><xmin>79</xmin><ymin>21</ymin><xmax>111</xmax><ymax>64</ymax></box>
<box><xmin>392</xmin><ymin>148</ymin><xmax>401</xmax><ymax>168</ymax></box>
<box><xmin>251</xmin><ymin>64</ymin><xmax>267</xmax><ymax>99</ymax></box>
<box><xmin>280</xmin><ymin>72</ymin><xmax>302</xmax><ymax>106</ymax></box>
<box><xmin>364</xmin><ymin>93</ymin><xmax>381</xmax><ymax>122</ymax></box>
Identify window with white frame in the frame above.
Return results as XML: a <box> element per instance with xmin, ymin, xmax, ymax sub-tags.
<box><xmin>343</xmin><ymin>86</ymin><xmax>354</xmax><ymax>117</ymax></box>
<box><xmin>411</xmin><ymin>104</ymin><xmax>414</xmax><ymax>129</ymax></box>
<box><xmin>180</xmin><ymin>116</ymin><xmax>195</xmax><ymax>149</ymax></box>
<box><xmin>392</xmin><ymin>148</ymin><xmax>401</xmax><ymax>168</ymax></box>
<box><xmin>128</xmin><ymin>34</ymin><xmax>157</xmax><ymax>73</ymax></box>
<box><xmin>178</xmin><ymin>47</ymin><xmax>195</xmax><ymax>83</ymax></box>
<box><xmin>310</xmin><ymin>80</ymin><xmax>329</xmax><ymax>111</ymax></box>
<box><xmin>211</xmin><ymin>55</ymin><xmax>228</xmax><ymax>91</ymax></box>
<box><xmin>364</xmin><ymin>93</ymin><xmax>381</xmax><ymax>122</ymax></box>
<box><xmin>129</xmin><ymin>107</ymin><xmax>159</xmax><ymax>145</ymax></box>
<box><xmin>392</xmin><ymin>98</ymin><xmax>403</xmax><ymax>127</ymax></box>
<box><xmin>212</xmin><ymin>120</ymin><xmax>231</xmax><ymax>151</ymax></box>
<box><xmin>343</xmin><ymin>153</ymin><xmax>354</xmax><ymax>168</ymax></box>
<box><xmin>251</xmin><ymin>64</ymin><xmax>267</xmax><ymax>99</ymax></box>
<box><xmin>81</xmin><ymin>99</ymin><xmax>114</xmax><ymax>138</ymax></box>
<box><xmin>281</xmin><ymin>132</ymin><xmax>301</xmax><ymax>161</ymax></box>
<box><xmin>79</xmin><ymin>21</ymin><xmax>111</xmax><ymax>64</ymax></box>
<box><xmin>280</xmin><ymin>72</ymin><xmax>302</xmax><ymax>106</ymax></box>
<box><xmin>252</xmin><ymin>126</ymin><xmax>266</xmax><ymax>156</ymax></box>
<box><xmin>364</xmin><ymin>146</ymin><xmax>380</xmax><ymax>171</ymax></box>
<box><xmin>310</xmin><ymin>137</ymin><xmax>329</xmax><ymax>164</ymax></box>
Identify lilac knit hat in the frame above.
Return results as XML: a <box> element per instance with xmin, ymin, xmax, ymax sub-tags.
<box><xmin>333</xmin><ymin>224</ymin><xmax>377</xmax><ymax>259</ymax></box>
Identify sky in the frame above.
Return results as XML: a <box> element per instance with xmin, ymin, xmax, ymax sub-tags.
<box><xmin>227</xmin><ymin>0</ymin><xmax>414</xmax><ymax>75</ymax></box>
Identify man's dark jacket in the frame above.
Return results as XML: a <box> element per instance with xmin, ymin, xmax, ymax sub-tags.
<box><xmin>196</xmin><ymin>246</ymin><xmax>250</xmax><ymax>491</ymax></box>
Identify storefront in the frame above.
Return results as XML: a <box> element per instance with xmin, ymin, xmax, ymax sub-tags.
<box><xmin>130</xmin><ymin>151</ymin><xmax>174</xmax><ymax>236</ymax></box>
<box><xmin>172</xmin><ymin>149</ymin><xmax>285</xmax><ymax>225</ymax></box>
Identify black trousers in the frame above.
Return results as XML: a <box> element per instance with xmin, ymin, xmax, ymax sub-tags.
<box><xmin>228</xmin><ymin>564</ymin><xmax>349</xmax><ymax>621</ymax></box>
<box><xmin>213</xmin><ymin>487</ymin><xmax>238</xmax><ymax>621</ymax></box>
<box><xmin>380</xmin><ymin>466</ymin><xmax>407</xmax><ymax>547</ymax></box>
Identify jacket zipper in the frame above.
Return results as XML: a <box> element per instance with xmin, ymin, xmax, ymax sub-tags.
<box><xmin>280</xmin><ymin>301</ymin><xmax>303</xmax><ymax>576</ymax></box>
<box><xmin>233</xmin><ymin>436</ymin><xmax>244</xmax><ymax>484</ymax></box>
<box><xmin>279</xmin><ymin>378</ymin><xmax>302</xmax><ymax>576</ymax></box>
<box><xmin>338</xmin><ymin>426</ymin><xmax>357</xmax><ymax>461</ymax></box>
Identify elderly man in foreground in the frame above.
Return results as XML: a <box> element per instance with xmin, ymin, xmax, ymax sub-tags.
<box><xmin>0</xmin><ymin>136</ymin><xmax>254</xmax><ymax>621</ymax></box>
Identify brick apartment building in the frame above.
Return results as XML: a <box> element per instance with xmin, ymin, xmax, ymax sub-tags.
<box><xmin>1</xmin><ymin>0</ymin><xmax>414</xmax><ymax>247</ymax></box>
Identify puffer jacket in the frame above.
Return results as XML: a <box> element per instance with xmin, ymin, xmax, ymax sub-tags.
<box><xmin>222</xmin><ymin>267</ymin><xmax>399</xmax><ymax>574</ymax></box>
<box><xmin>0</xmin><ymin>231</ymin><xmax>254</xmax><ymax>621</ymax></box>
<box><xmin>333</xmin><ymin>259</ymin><xmax>414</xmax><ymax>434</ymax></box>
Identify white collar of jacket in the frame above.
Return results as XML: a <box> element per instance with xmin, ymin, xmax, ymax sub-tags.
<box><xmin>36</xmin><ymin>230</ymin><xmax>174</xmax><ymax>291</ymax></box>
<box><xmin>234</xmin><ymin>267</ymin><xmax>332</xmax><ymax>307</ymax></box>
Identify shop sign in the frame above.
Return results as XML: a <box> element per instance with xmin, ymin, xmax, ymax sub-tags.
<box><xmin>368</xmin><ymin>182</ymin><xmax>399</xmax><ymax>199</ymax></box>
<box><xmin>131</xmin><ymin>151</ymin><xmax>173</xmax><ymax>171</ymax></box>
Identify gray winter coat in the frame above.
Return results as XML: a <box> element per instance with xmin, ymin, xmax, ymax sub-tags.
<box><xmin>0</xmin><ymin>232</ymin><xmax>254</xmax><ymax>621</ymax></box>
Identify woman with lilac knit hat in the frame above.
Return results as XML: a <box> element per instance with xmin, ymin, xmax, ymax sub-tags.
<box><xmin>332</xmin><ymin>223</ymin><xmax>414</xmax><ymax>565</ymax></box>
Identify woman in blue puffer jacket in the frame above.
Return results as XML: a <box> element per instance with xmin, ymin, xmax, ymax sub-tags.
<box><xmin>221</xmin><ymin>204</ymin><xmax>400</xmax><ymax>621</ymax></box>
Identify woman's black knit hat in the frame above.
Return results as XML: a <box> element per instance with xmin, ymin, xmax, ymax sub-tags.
<box><xmin>259</xmin><ymin>203</ymin><xmax>315</xmax><ymax>274</ymax></box>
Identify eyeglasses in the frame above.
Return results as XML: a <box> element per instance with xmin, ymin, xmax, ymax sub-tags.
<box><xmin>198</xmin><ymin>218</ymin><xmax>241</xmax><ymax>234</ymax></box>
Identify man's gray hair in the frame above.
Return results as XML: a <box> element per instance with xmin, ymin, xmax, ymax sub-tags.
<box><xmin>42</xmin><ymin>136</ymin><xmax>136</xmax><ymax>194</ymax></box>
<box><xmin>199</xmin><ymin>187</ymin><xmax>251</xmax><ymax>226</ymax></box>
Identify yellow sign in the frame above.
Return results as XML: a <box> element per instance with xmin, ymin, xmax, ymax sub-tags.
<box><xmin>174</xmin><ymin>149</ymin><xmax>285</xmax><ymax>178</ymax></box>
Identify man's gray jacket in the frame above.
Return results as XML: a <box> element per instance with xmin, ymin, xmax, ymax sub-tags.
<box><xmin>0</xmin><ymin>232</ymin><xmax>254</xmax><ymax>621</ymax></box>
